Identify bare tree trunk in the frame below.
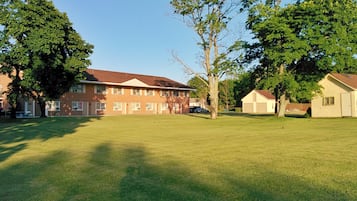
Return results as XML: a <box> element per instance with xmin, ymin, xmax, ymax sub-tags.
<box><xmin>208</xmin><ymin>75</ymin><xmax>219</xmax><ymax>119</ymax></box>
<box><xmin>9</xmin><ymin>68</ymin><xmax>21</xmax><ymax>119</ymax></box>
<box><xmin>278</xmin><ymin>92</ymin><xmax>287</xmax><ymax>117</ymax></box>
<box><xmin>277</xmin><ymin>64</ymin><xmax>286</xmax><ymax>117</ymax></box>
<box><xmin>38</xmin><ymin>97</ymin><xmax>47</xmax><ymax>118</ymax></box>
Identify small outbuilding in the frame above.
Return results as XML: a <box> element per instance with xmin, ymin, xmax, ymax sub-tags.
<box><xmin>241</xmin><ymin>90</ymin><xmax>275</xmax><ymax>113</ymax></box>
<box><xmin>311</xmin><ymin>73</ymin><xmax>357</xmax><ymax>118</ymax></box>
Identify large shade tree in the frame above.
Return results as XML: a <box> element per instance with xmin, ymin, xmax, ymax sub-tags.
<box><xmin>0</xmin><ymin>0</ymin><xmax>93</xmax><ymax>117</ymax></box>
<box><xmin>171</xmin><ymin>0</ymin><xmax>243</xmax><ymax>119</ymax></box>
<box><xmin>243</xmin><ymin>0</ymin><xmax>357</xmax><ymax>117</ymax></box>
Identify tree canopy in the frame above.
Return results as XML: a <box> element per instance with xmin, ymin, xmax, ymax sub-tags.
<box><xmin>244</xmin><ymin>0</ymin><xmax>357</xmax><ymax>116</ymax></box>
<box><xmin>0</xmin><ymin>0</ymin><xmax>93</xmax><ymax>117</ymax></box>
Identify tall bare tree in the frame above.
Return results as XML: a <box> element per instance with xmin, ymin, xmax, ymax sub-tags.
<box><xmin>171</xmin><ymin>0</ymin><xmax>242</xmax><ymax>119</ymax></box>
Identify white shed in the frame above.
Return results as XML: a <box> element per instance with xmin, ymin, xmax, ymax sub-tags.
<box><xmin>311</xmin><ymin>73</ymin><xmax>357</xmax><ymax>117</ymax></box>
<box><xmin>241</xmin><ymin>90</ymin><xmax>275</xmax><ymax>113</ymax></box>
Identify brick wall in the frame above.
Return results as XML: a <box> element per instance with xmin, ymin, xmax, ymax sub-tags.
<box><xmin>0</xmin><ymin>74</ymin><xmax>11</xmax><ymax>111</ymax></box>
<box><xmin>48</xmin><ymin>83</ymin><xmax>190</xmax><ymax>116</ymax></box>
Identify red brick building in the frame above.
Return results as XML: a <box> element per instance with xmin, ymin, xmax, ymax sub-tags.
<box><xmin>0</xmin><ymin>73</ymin><xmax>11</xmax><ymax>112</ymax></box>
<box><xmin>0</xmin><ymin>68</ymin><xmax>193</xmax><ymax>117</ymax></box>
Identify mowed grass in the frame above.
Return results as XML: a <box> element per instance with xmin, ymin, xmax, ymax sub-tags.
<box><xmin>0</xmin><ymin>114</ymin><xmax>356</xmax><ymax>201</ymax></box>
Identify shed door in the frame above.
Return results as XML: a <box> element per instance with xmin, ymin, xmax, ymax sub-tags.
<box><xmin>341</xmin><ymin>93</ymin><xmax>352</xmax><ymax>117</ymax></box>
<box><xmin>256</xmin><ymin>103</ymin><xmax>267</xmax><ymax>113</ymax></box>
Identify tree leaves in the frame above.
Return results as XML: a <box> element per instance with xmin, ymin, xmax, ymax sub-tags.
<box><xmin>0</xmin><ymin>0</ymin><xmax>93</xmax><ymax>117</ymax></box>
<box><xmin>246</xmin><ymin>0</ymin><xmax>357</xmax><ymax>105</ymax></box>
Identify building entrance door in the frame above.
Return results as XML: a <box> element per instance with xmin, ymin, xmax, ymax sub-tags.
<box><xmin>341</xmin><ymin>93</ymin><xmax>352</xmax><ymax>117</ymax></box>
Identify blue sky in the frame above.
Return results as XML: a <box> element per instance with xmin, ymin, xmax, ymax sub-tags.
<box><xmin>52</xmin><ymin>0</ymin><xmax>292</xmax><ymax>83</ymax></box>
<box><xmin>52</xmin><ymin>0</ymin><xmax>203</xmax><ymax>83</ymax></box>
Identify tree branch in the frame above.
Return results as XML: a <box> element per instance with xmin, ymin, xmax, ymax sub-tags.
<box><xmin>172</xmin><ymin>51</ymin><xmax>209</xmax><ymax>87</ymax></box>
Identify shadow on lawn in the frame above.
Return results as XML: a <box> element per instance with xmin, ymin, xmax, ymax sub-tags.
<box><xmin>216</xmin><ymin>167</ymin><xmax>352</xmax><ymax>201</ymax></box>
<box><xmin>0</xmin><ymin>117</ymin><xmax>99</xmax><ymax>162</ymax></box>
<box><xmin>187</xmin><ymin>112</ymin><xmax>278</xmax><ymax>120</ymax></box>
<box><xmin>0</xmin><ymin>143</ymin><xmax>354</xmax><ymax>201</ymax></box>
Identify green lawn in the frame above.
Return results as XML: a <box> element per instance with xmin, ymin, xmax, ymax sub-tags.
<box><xmin>0</xmin><ymin>114</ymin><xmax>356</xmax><ymax>201</ymax></box>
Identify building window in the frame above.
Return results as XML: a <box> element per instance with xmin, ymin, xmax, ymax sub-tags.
<box><xmin>96</xmin><ymin>102</ymin><xmax>106</xmax><ymax>110</ymax></box>
<box><xmin>95</xmin><ymin>85</ymin><xmax>107</xmax><ymax>94</ymax></box>
<box><xmin>132</xmin><ymin>88</ymin><xmax>141</xmax><ymax>96</ymax></box>
<box><xmin>161</xmin><ymin>103</ymin><xmax>168</xmax><ymax>111</ymax></box>
<box><xmin>113</xmin><ymin>102</ymin><xmax>122</xmax><ymax>111</ymax></box>
<box><xmin>146</xmin><ymin>103</ymin><xmax>154</xmax><ymax>111</ymax></box>
<box><xmin>131</xmin><ymin>102</ymin><xmax>141</xmax><ymax>111</ymax></box>
<box><xmin>70</xmin><ymin>84</ymin><xmax>85</xmax><ymax>93</ymax></box>
<box><xmin>323</xmin><ymin>97</ymin><xmax>334</xmax><ymax>106</ymax></box>
<box><xmin>72</xmin><ymin>101</ymin><xmax>83</xmax><ymax>111</ymax></box>
<box><xmin>112</xmin><ymin>87</ymin><xmax>123</xmax><ymax>95</ymax></box>
<box><xmin>173</xmin><ymin>91</ymin><xmax>179</xmax><ymax>97</ymax></box>
<box><xmin>47</xmin><ymin>101</ymin><xmax>60</xmax><ymax>111</ymax></box>
<box><xmin>182</xmin><ymin>91</ymin><xmax>189</xmax><ymax>97</ymax></box>
<box><xmin>161</xmin><ymin>90</ymin><xmax>170</xmax><ymax>97</ymax></box>
<box><xmin>145</xmin><ymin>89</ymin><xmax>154</xmax><ymax>96</ymax></box>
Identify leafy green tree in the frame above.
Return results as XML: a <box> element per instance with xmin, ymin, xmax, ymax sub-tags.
<box><xmin>243</xmin><ymin>0</ymin><xmax>357</xmax><ymax>117</ymax></box>
<box><xmin>171</xmin><ymin>0</ymin><xmax>243</xmax><ymax>119</ymax></box>
<box><xmin>187</xmin><ymin>76</ymin><xmax>208</xmax><ymax>99</ymax></box>
<box><xmin>219</xmin><ymin>78</ymin><xmax>236</xmax><ymax>111</ymax></box>
<box><xmin>233</xmin><ymin>71</ymin><xmax>256</xmax><ymax>107</ymax></box>
<box><xmin>0</xmin><ymin>0</ymin><xmax>93</xmax><ymax>117</ymax></box>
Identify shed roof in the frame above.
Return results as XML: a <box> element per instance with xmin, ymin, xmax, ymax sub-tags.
<box><xmin>256</xmin><ymin>90</ymin><xmax>275</xmax><ymax>100</ymax></box>
<box><xmin>329</xmin><ymin>73</ymin><xmax>357</xmax><ymax>90</ymax></box>
<box><xmin>82</xmin><ymin>69</ymin><xmax>192</xmax><ymax>90</ymax></box>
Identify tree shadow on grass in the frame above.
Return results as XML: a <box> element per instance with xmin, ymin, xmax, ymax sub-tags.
<box><xmin>0</xmin><ymin>143</ymin><xmax>354</xmax><ymax>201</ymax></box>
<box><xmin>186</xmin><ymin>113</ymin><xmax>211</xmax><ymax>119</ymax></box>
<box><xmin>0</xmin><ymin>117</ymin><xmax>99</xmax><ymax>162</ymax></box>
<box><xmin>0</xmin><ymin>144</ymin><xmax>222</xmax><ymax>201</ymax></box>
<box><xmin>118</xmin><ymin>146</ymin><xmax>223</xmax><ymax>201</ymax></box>
<box><xmin>216</xmin><ymin>166</ymin><xmax>352</xmax><ymax>201</ymax></box>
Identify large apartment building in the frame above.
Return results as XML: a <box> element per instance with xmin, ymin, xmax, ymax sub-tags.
<box><xmin>0</xmin><ymin>68</ymin><xmax>193</xmax><ymax>117</ymax></box>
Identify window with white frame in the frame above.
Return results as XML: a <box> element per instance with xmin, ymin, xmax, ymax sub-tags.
<box><xmin>95</xmin><ymin>85</ymin><xmax>107</xmax><ymax>94</ymax></box>
<box><xmin>173</xmin><ymin>90</ymin><xmax>179</xmax><ymax>97</ymax></box>
<box><xmin>131</xmin><ymin>102</ymin><xmax>141</xmax><ymax>111</ymax></box>
<box><xmin>132</xmin><ymin>88</ymin><xmax>141</xmax><ymax>96</ymax></box>
<box><xmin>113</xmin><ymin>102</ymin><xmax>123</xmax><ymax>111</ymax></box>
<box><xmin>72</xmin><ymin>101</ymin><xmax>83</xmax><ymax>111</ymax></box>
<box><xmin>161</xmin><ymin>90</ymin><xmax>170</xmax><ymax>97</ymax></box>
<box><xmin>47</xmin><ymin>101</ymin><xmax>60</xmax><ymax>111</ymax></box>
<box><xmin>70</xmin><ymin>84</ymin><xmax>85</xmax><ymax>93</ymax></box>
<box><xmin>112</xmin><ymin>87</ymin><xmax>123</xmax><ymax>95</ymax></box>
<box><xmin>322</xmin><ymin>96</ymin><xmax>334</xmax><ymax>106</ymax></box>
<box><xmin>161</xmin><ymin>103</ymin><xmax>168</xmax><ymax>111</ymax></box>
<box><xmin>145</xmin><ymin>89</ymin><xmax>154</xmax><ymax>96</ymax></box>
<box><xmin>146</xmin><ymin>103</ymin><xmax>154</xmax><ymax>111</ymax></box>
<box><xmin>96</xmin><ymin>102</ymin><xmax>106</xmax><ymax>110</ymax></box>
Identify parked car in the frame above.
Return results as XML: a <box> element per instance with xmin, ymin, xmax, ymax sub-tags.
<box><xmin>189</xmin><ymin>106</ymin><xmax>209</xmax><ymax>113</ymax></box>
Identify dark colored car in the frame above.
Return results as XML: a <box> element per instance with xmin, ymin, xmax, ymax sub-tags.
<box><xmin>189</xmin><ymin>106</ymin><xmax>209</xmax><ymax>113</ymax></box>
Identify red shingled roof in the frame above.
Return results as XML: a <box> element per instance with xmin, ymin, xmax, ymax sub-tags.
<box><xmin>256</xmin><ymin>90</ymin><xmax>275</xmax><ymax>99</ymax></box>
<box><xmin>330</xmin><ymin>73</ymin><xmax>357</xmax><ymax>90</ymax></box>
<box><xmin>83</xmin><ymin>69</ymin><xmax>192</xmax><ymax>90</ymax></box>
